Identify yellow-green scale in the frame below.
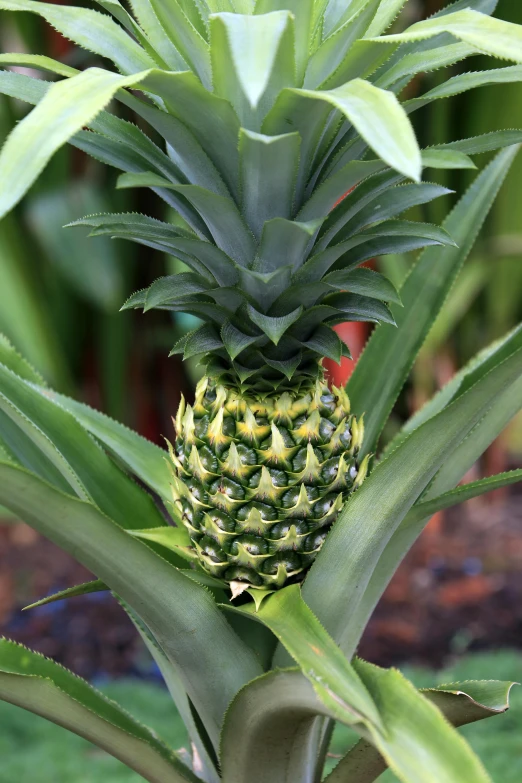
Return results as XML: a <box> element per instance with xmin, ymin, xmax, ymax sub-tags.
<box><xmin>170</xmin><ymin>377</ymin><xmax>369</xmax><ymax>591</ymax></box>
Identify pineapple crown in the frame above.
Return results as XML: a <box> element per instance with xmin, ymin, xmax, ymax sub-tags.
<box><xmin>1</xmin><ymin>0</ymin><xmax>522</xmax><ymax>393</ymax></box>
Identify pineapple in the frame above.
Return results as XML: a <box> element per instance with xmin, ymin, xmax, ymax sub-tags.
<box><xmin>3</xmin><ymin>0</ymin><xmax>518</xmax><ymax>591</ymax></box>
<box><xmin>170</xmin><ymin>377</ymin><xmax>369</xmax><ymax>590</ymax></box>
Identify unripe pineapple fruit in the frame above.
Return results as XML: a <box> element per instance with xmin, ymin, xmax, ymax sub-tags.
<box><xmin>171</xmin><ymin>377</ymin><xmax>369</xmax><ymax>591</ymax></box>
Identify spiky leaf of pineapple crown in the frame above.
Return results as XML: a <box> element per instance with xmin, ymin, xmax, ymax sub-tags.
<box><xmin>2</xmin><ymin>0</ymin><xmax>522</xmax><ymax>391</ymax></box>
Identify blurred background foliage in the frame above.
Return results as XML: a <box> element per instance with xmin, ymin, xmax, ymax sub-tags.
<box><xmin>0</xmin><ymin>1</ymin><xmax>521</xmax><ymax>777</ymax></box>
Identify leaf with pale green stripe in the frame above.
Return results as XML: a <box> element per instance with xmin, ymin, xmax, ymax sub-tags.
<box><xmin>370</xmin><ymin>9</ymin><xmax>522</xmax><ymax>64</ymax></box>
<box><xmin>0</xmin><ymin>67</ymin><xmax>162</xmax><ymax>220</ymax></box>
<box><xmin>0</xmin><ymin>639</ymin><xmax>198</xmax><ymax>783</ymax></box>
<box><xmin>128</xmin><ymin>0</ymin><xmax>189</xmax><ymax>70</ymax></box>
<box><xmin>0</xmin><ymin>462</ymin><xmax>263</xmax><ymax>748</ymax></box>
<box><xmin>0</xmin><ymin>0</ymin><xmax>154</xmax><ymax>74</ymax></box>
<box><xmin>305</xmin><ymin>0</ymin><xmax>381</xmax><ymax>90</ymax></box>
<box><xmin>297</xmin><ymin>79</ymin><xmax>421</xmax><ymax>181</ymax></box>
<box><xmin>148</xmin><ymin>0</ymin><xmax>211</xmax><ymax>86</ymax></box>
<box><xmin>347</xmin><ymin>145</ymin><xmax>520</xmax><ymax>457</ymax></box>
<box><xmin>227</xmin><ymin>587</ymin><xmax>491</xmax><ymax>783</ymax></box>
<box><xmin>406</xmin><ymin>65</ymin><xmax>522</xmax><ymax>113</ymax></box>
<box><xmin>211</xmin><ymin>11</ymin><xmax>295</xmax><ymax>126</ymax></box>
<box><xmin>227</xmin><ymin>585</ymin><xmax>382</xmax><ymax>728</ymax></box>
<box><xmin>0</xmin><ymin>53</ymin><xmax>78</xmax><ymax>77</ymax></box>
<box><xmin>255</xmin><ymin>0</ymin><xmax>313</xmax><ymax>82</ymax></box>
<box><xmin>239</xmin><ymin>130</ymin><xmax>300</xmax><ymax>239</ymax></box>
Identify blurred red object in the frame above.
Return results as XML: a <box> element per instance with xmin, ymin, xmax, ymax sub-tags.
<box><xmin>324</xmin><ymin>186</ymin><xmax>370</xmax><ymax>385</ymax></box>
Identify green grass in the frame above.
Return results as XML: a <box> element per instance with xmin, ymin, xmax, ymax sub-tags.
<box><xmin>0</xmin><ymin>651</ymin><xmax>520</xmax><ymax>781</ymax></box>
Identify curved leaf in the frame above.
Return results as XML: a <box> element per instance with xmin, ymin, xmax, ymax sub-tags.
<box><xmin>0</xmin><ymin>639</ymin><xmax>197</xmax><ymax>783</ymax></box>
<box><xmin>0</xmin><ymin>0</ymin><xmax>154</xmax><ymax>74</ymax></box>
<box><xmin>0</xmin><ymin>463</ymin><xmax>263</xmax><ymax>748</ymax></box>
<box><xmin>23</xmin><ymin>580</ymin><xmax>107</xmax><ymax>611</ymax></box>
<box><xmin>296</xmin><ymin>79</ymin><xmax>421</xmax><ymax>181</ymax></box>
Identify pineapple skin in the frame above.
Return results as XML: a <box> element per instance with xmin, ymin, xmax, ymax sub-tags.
<box><xmin>170</xmin><ymin>376</ymin><xmax>369</xmax><ymax>591</ymax></box>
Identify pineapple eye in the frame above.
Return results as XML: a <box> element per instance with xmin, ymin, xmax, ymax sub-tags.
<box><xmin>319</xmin><ymin>419</ymin><xmax>335</xmax><ymax>441</ymax></box>
<box><xmin>236</xmin><ymin>444</ymin><xmax>257</xmax><ymax>465</ymax></box>
<box><xmin>349</xmin><ymin>465</ymin><xmax>358</xmax><ymax>480</ymax></box>
<box><xmin>206</xmin><ymin>510</ymin><xmax>236</xmax><ymax>533</ymax></box>
<box><xmin>198</xmin><ymin>445</ymin><xmax>218</xmax><ymax>472</ymax></box>
<box><xmin>321</xmin><ymin>457</ymin><xmax>340</xmax><ymax>484</ymax></box>
<box><xmin>194</xmin><ymin>415</ymin><xmax>210</xmax><ymax>439</ymax></box>
<box><xmin>312</xmin><ymin>494</ymin><xmax>336</xmax><ymax>519</ymax></box>
<box><xmin>320</xmin><ymin>392</ymin><xmax>335</xmax><ymax>407</ymax></box>
<box><xmin>268</xmin><ymin>520</ymin><xmax>309</xmax><ymax>540</ymax></box>
<box><xmin>292</xmin><ymin>415</ymin><xmax>307</xmax><ymax>428</ymax></box>
<box><xmin>292</xmin><ymin>446</ymin><xmax>322</xmax><ymax>472</ymax></box>
<box><xmin>229</xmin><ymin>535</ymin><xmax>268</xmax><ymax>556</ymax></box>
<box><xmin>199</xmin><ymin>536</ymin><xmax>226</xmax><ymax>563</ymax></box>
<box><xmin>281</xmin><ymin>485</ymin><xmax>319</xmax><ymax>508</ymax></box>
<box><xmin>248</xmin><ymin>468</ymin><xmax>288</xmax><ymax>488</ymax></box>
<box><xmin>187</xmin><ymin>480</ymin><xmax>209</xmax><ymax>504</ymax></box>
<box><xmin>222</xmin><ymin>416</ymin><xmax>236</xmax><ymax>437</ymax></box>
<box><xmin>262</xmin><ymin>552</ymin><xmax>301</xmax><ymax>575</ymax></box>
<box><xmin>340</xmin><ymin>426</ymin><xmax>352</xmax><ymax>448</ymax></box>
<box><xmin>209</xmin><ymin>477</ymin><xmax>245</xmax><ymax>500</ymax></box>
<box><xmin>236</xmin><ymin>502</ymin><xmax>277</xmax><ymax>522</ymax></box>
<box><xmin>224</xmin><ymin>566</ymin><xmax>262</xmax><ymax>586</ymax></box>
<box><xmin>304</xmin><ymin>530</ymin><xmax>328</xmax><ymax>552</ymax></box>
<box><xmin>181</xmin><ymin>501</ymin><xmax>203</xmax><ymax>529</ymax></box>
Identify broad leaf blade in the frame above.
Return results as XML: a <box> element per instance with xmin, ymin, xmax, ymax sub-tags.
<box><xmin>297</xmin><ymin>79</ymin><xmax>421</xmax><ymax>181</ymax></box>
<box><xmin>0</xmin><ymin>639</ymin><xmax>197</xmax><ymax>783</ymax></box>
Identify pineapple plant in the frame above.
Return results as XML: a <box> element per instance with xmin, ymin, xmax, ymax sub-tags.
<box><xmin>0</xmin><ymin>1</ymin><xmax>521</xmax><ymax>782</ymax></box>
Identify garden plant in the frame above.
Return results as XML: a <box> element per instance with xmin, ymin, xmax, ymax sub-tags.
<box><xmin>0</xmin><ymin>0</ymin><xmax>522</xmax><ymax>781</ymax></box>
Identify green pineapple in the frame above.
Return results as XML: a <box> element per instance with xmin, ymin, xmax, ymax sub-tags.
<box><xmin>170</xmin><ymin>377</ymin><xmax>369</xmax><ymax>591</ymax></box>
<box><xmin>2</xmin><ymin>0</ymin><xmax>521</xmax><ymax>592</ymax></box>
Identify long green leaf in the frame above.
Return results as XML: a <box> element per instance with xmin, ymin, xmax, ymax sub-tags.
<box><xmin>24</xmin><ymin>580</ymin><xmax>107</xmax><ymax>611</ymax></box>
<box><xmin>299</xmin><ymin>337</ymin><xmax>522</xmax><ymax>659</ymax></box>
<box><xmin>406</xmin><ymin>65</ymin><xmax>522</xmax><ymax>113</ymax></box>
<box><xmin>0</xmin><ymin>639</ymin><xmax>197</xmax><ymax>783</ymax></box>
<box><xmin>0</xmin><ymin>67</ymin><xmax>154</xmax><ymax>220</ymax></box>
<box><xmin>227</xmin><ymin>585</ymin><xmax>382</xmax><ymax>727</ymax></box>
<box><xmin>220</xmin><ymin>669</ymin><xmax>342</xmax><ymax>783</ymax></box>
<box><xmin>347</xmin><ymin>145</ymin><xmax>520</xmax><ymax>456</ymax></box>
<box><xmin>123</xmin><ymin>604</ymin><xmax>221</xmax><ymax>783</ymax></box>
<box><xmin>370</xmin><ymin>9</ymin><xmax>522</xmax><ymax>64</ymax></box>
<box><xmin>406</xmin><ymin>470</ymin><xmax>522</xmax><ymax>526</ymax></box>
<box><xmin>148</xmin><ymin>0</ymin><xmax>211</xmax><ymax>86</ymax></box>
<box><xmin>297</xmin><ymin>79</ymin><xmax>421</xmax><ymax>181</ymax></box>
<box><xmin>0</xmin><ymin>463</ymin><xmax>263</xmax><ymax>748</ymax></box>
<box><xmin>0</xmin><ymin>363</ymin><xmax>165</xmax><ymax>530</ymax></box>
<box><xmin>0</xmin><ymin>0</ymin><xmax>154</xmax><ymax>74</ymax></box>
